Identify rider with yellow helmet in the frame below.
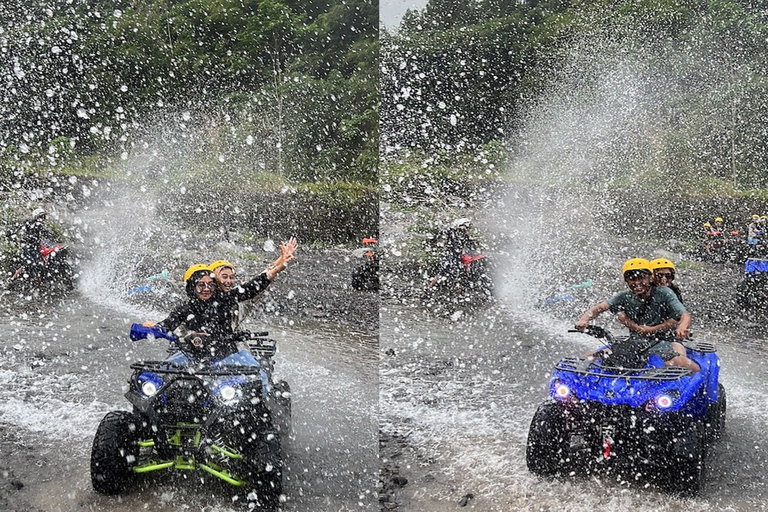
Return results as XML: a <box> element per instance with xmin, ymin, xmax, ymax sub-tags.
<box><xmin>575</xmin><ymin>258</ymin><xmax>699</xmax><ymax>373</ymax></box>
<box><xmin>649</xmin><ymin>257</ymin><xmax>682</xmax><ymax>303</ymax></box>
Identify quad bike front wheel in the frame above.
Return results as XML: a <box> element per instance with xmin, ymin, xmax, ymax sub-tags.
<box><xmin>273</xmin><ymin>380</ymin><xmax>292</xmax><ymax>443</ymax></box>
<box><xmin>526</xmin><ymin>402</ymin><xmax>571</xmax><ymax>477</ymax></box>
<box><xmin>90</xmin><ymin>410</ymin><xmax>144</xmax><ymax>495</ymax></box>
<box><xmin>205</xmin><ymin>415</ymin><xmax>283</xmax><ymax>509</ymax></box>
<box><xmin>662</xmin><ymin>422</ymin><xmax>704</xmax><ymax>497</ymax></box>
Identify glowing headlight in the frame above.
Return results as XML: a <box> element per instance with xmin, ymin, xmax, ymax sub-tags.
<box><xmin>219</xmin><ymin>385</ymin><xmax>238</xmax><ymax>401</ymax></box>
<box><xmin>137</xmin><ymin>372</ymin><xmax>163</xmax><ymax>397</ymax></box>
<box><xmin>555</xmin><ymin>383</ymin><xmax>571</xmax><ymax>399</ymax></box>
<box><xmin>655</xmin><ymin>394</ymin><xmax>674</xmax><ymax>409</ymax></box>
<box><xmin>211</xmin><ymin>376</ymin><xmax>248</xmax><ymax>404</ymax></box>
<box><xmin>141</xmin><ymin>381</ymin><xmax>158</xmax><ymax>397</ymax></box>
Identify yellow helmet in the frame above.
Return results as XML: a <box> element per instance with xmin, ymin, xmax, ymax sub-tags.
<box><xmin>621</xmin><ymin>258</ymin><xmax>652</xmax><ymax>277</ymax></box>
<box><xmin>209</xmin><ymin>259</ymin><xmax>235</xmax><ymax>272</ymax></box>
<box><xmin>703</xmin><ymin>222</ymin><xmax>711</xmax><ymax>227</ymax></box>
<box><xmin>752</xmin><ymin>214</ymin><xmax>760</xmax><ymax>220</ymax></box>
<box><xmin>650</xmin><ymin>258</ymin><xmax>676</xmax><ymax>272</ymax></box>
<box><xmin>715</xmin><ymin>217</ymin><xmax>723</xmax><ymax>222</ymax></box>
<box><xmin>183</xmin><ymin>263</ymin><xmax>212</xmax><ymax>282</ymax></box>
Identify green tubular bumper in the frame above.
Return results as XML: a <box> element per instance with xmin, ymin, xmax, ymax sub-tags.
<box><xmin>131</xmin><ymin>435</ymin><xmax>246</xmax><ymax>487</ymax></box>
<box><xmin>199</xmin><ymin>462</ymin><xmax>244</xmax><ymax>486</ymax></box>
<box><xmin>132</xmin><ymin>457</ymin><xmax>245</xmax><ymax>486</ymax></box>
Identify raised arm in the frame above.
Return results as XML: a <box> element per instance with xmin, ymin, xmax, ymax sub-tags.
<box><xmin>266</xmin><ymin>237</ymin><xmax>298</xmax><ymax>281</ymax></box>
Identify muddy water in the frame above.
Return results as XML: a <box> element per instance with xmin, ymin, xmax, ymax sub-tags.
<box><xmin>0</xmin><ymin>291</ymin><xmax>377</xmax><ymax>512</ymax></box>
<box><xmin>380</xmin><ymin>302</ymin><xmax>768</xmax><ymax>512</ymax></box>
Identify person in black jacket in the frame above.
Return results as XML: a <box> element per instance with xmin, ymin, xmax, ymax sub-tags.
<box><xmin>142</xmin><ymin>238</ymin><xmax>298</xmax><ymax>359</ymax></box>
<box><xmin>9</xmin><ymin>208</ymin><xmax>52</xmax><ymax>285</ymax></box>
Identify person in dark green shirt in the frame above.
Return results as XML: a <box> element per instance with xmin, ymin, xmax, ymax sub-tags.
<box><xmin>575</xmin><ymin>258</ymin><xmax>699</xmax><ymax>373</ymax></box>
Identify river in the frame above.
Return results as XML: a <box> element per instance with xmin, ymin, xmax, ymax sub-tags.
<box><xmin>378</xmin><ymin>186</ymin><xmax>768</xmax><ymax>511</ymax></box>
<box><xmin>0</xmin><ymin>217</ymin><xmax>379</xmax><ymax>512</ymax></box>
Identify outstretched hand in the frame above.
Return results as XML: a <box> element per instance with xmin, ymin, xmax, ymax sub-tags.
<box><xmin>280</xmin><ymin>237</ymin><xmax>298</xmax><ymax>266</ymax></box>
<box><xmin>267</xmin><ymin>237</ymin><xmax>298</xmax><ymax>280</ymax></box>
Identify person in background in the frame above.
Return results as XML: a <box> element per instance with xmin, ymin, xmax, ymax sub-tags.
<box><xmin>427</xmin><ymin>218</ymin><xmax>476</xmax><ymax>289</ymax></box>
<box><xmin>701</xmin><ymin>222</ymin><xmax>715</xmax><ymax>256</ymax></box>
<box><xmin>747</xmin><ymin>214</ymin><xmax>761</xmax><ymax>245</ymax></box>
<box><xmin>8</xmin><ymin>208</ymin><xmax>52</xmax><ymax>286</ymax></box>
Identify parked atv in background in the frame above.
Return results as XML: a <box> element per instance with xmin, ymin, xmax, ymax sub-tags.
<box><xmin>526</xmin><ymin>326</ymin><xmax>725</xmax><ymax>496</ymax></box>
<box><xmin>423</xmin><ymin>220</ymin><xmax>493</xmax><ymax>314</ymax></box>
<box><xmin>698</xmin><ymin>230</ymin><xmax>746</xmax><ymax>264</ymax></box>
<box><xmin>90</xmin><ymin>325</ymin><xmax>291</xmax><ymax>510</ymax></box>
<box><xmin>7</xmin><ymin>240</ymin><xmax>75</xmax><ymax>293</ymax></box>
<box><xmin>351</xmin><ymin>237</ymin><xmax>379</xmax><ymax>291</ymax></box>
<box><xmin>736</xmin><ymin>257</ymin><xmax>768</xmax><ymax>310</ymax></box>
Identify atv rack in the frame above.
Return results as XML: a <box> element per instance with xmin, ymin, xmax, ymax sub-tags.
<box><xmin>129</xmin><ymin>360</ymin><xmax>265</xmax><ymax>375</ymax></box>
<box><xmin>682</xmin><ymin>340</ymin><xmax>717</xmax><ymax>353</ymax></box>
<box><xmin>245</xmin><ymin>338</ymin><xmax>277</xmax><ymax>358</ymax></box>
<box><xmin>555</xmin><ymin>357</ymin><xmax>692</xmax><ymax>380</ymax></box>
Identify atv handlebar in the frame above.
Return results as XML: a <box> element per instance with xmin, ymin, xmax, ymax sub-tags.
<box><xmin>130</xmin><ymin>323</ymin><xmax>269</xmax><ymax>343</ymax></box>
<box><xmin>569</xmin><ymin>325</ymin><xmax>613</xmax><ymax>342</ymax></box>
<box><xmin>130</xmin><ymin>323</ymin><xmax>176</xmax><ymax>341</ymax></box>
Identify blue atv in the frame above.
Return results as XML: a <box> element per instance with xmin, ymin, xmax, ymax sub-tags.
<box><xmin>90</xmin><ymin>325</ymin><xmax>291</xmax><ymax>509</ymax></box>
<box><xmin>736</xmin><ymin>257</ymin><xmax>768</xmax><ymax>310</ymax></box>
<box><xmin>526</xmin><ymin>326</ymin><xmax>725</xmax><ymax>496</ymax></box>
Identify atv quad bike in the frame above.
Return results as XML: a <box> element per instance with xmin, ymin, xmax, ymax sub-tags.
<box><xmin>90</xmin><ymin>325</ymin><xmax>291</xmax><ymax>509</ymax></box>
<box><xmin>736</xmin><ymin>257</ymin><xmax>768</xmax><ymax>310</ymax></box>
<box><xmin>526</xmin><ymin>326</ymin><xmax>725</xmax><ymax>496</ymax></box>
<box><xmin>8</xmin><ymin>240</ymin><xmax>75</xmax><ymax>293</ymax></box>
<box><xmin>351</xmin><ymin>237</ymin><xmax>379</xmax><ymax>291</ymax></box>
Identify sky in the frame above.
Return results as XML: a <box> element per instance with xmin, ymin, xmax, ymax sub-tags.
<box><xmin>380</xmin><ymin>0</ymin><xmax>427</xmax><ymax>27</ymax></box>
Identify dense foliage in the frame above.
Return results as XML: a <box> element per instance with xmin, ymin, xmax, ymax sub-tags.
<box><xmin>382</xmin><ymin>0</ymin><xmax>768</xmax><ymax>191</ymax></box>
<box><xmin>0</xmin><ymin>0</ymin><xmax>378</xmax><ymax>185</ymax></box>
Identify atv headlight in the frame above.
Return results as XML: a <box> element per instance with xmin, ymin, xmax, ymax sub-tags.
<box><xmin>142</xmin><ymin>381</ymin><xmax>158</xmax><ymax>396</ymax></box>
<box><xmin>646</xmin><ymin>390</ymin><xmax>680</xmax><ymax>411</ymax></box>
<box><xmin>554</xmin><ymin>382</ymin><xmax>571</xmax><ymax>399</ymax></box>
<box><xmin>137</xmin><ymin>372</ymin><xmax>163</xmax><ymax>397</ymax></box>
<box><xmin>212</xmin><ymin>376</ymin><xmax>248</xmax><ymax>404</ymax></box>
<box><xmin>219</xmin><ymin>385</ymin><xmax>238</xmax><ymax>401</ymax></box>
<box><xmin>655</xmin><ymin>393</ymin><xmax>674</xmax><ymax>409</ymax></box>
